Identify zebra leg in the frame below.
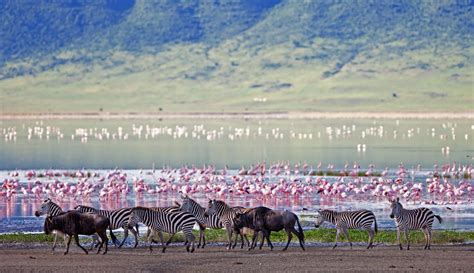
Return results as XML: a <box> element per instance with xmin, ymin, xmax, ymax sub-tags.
<box><xmin>367</xmin><ymin>228</ymin><xmax>374</xmax><ymax>249</ymax></box>
<box><xmin>185</xmin><ymin>231</ymin><xmax>196</xmax><ymax>253</ymax></box>
<box><xmin>342</xmin><ymin>228</ymin><xmax>352</xmax><ymax>249</ymax></box>
<box><xmin>422</xmin><ymin>228</ymin><xmax>429</xmax><ymax>250</ymax></box>
<box><xmin>147</xmin><ymin>230</ymin><xmax>155</xmax><ymax>253</ymax></box>
<box><xmin>64</xmin><ymin>235</ymin><xmax>72</xmax><ymax>255</ymax></box>
<box><xmin>128</xmin><ymin>227</ymin><xmax>139</xmax><ymax>248</ymax></box>
<box><xmin>162</xmin><ymin>232</ymin><xmax>178</xmax><ymax>253</ymax></box>
<box><xmin>226</xmin><ymin>225</ymin><xmax>233</xmax><ymax>250</ymax></box>
<box><xmin>147</xmin><ymin>228</ymin><xmax>159</xmax><ymax>244</ymax></box>
<box><xmin>333</xmin><ymin>228</ymin><xmax>341</xmax><ymax>249</ymax></box>
<box><xmin>197</xmin><ymin>227</ymin><xmax>204</xmax><ymax>248</ymax></box>
<box><xmin>396</xmin><ymin>228</ymin><xmax>402</xmax><ymax>250</ymax></box>
<box><xmin>52</xmin><ymin>232</ymin><xmax>59</xmax><ymax>252</ymax></box>
<box><xmin>404</xmin><ymin>229</ymin><xmax>410</xmax><ymax>250</ymax></box>
<box><xmin>118</xmin><ymin>228</ymin><xmax>129</xmax><ymax>248</ymax></box>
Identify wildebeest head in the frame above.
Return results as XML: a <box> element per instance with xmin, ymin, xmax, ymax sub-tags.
<box><xmin>314</xmin><ymin>210</ymin><xmax>324</xmax><ymax>228</ymax></box>
<box><xmin>389</xmin><ymin>197</ymin><xmax>402</xmax><ymax>219</ymax></box>
<box><xmin>35</xmin><ymin>198</ymin><xmax>52</xmax><ymax>217</ymax></box>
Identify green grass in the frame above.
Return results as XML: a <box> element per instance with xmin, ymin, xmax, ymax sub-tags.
<box><xmin>2</xmin><ymin>229</ymin><xmax>473</xmax><ymax>245</ymax></box>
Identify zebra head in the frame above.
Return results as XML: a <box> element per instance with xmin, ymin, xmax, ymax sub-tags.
<box><xmin>389</xmin><ymin>197</ymin><xmax>403</xmax><ymax>219</ymax></box>
<box><xmin>205</xmin><ymin>199</ymin><xmax>217</xmax><ymax>216</ymax></box>
<box><xmin>179</xmin><ymin>194</ymin><xmax>194</xmax><ymax>212</ymax></box>
<box><xmin>34</xmin><ymin>198</ymin><xmax>57</xmax><ymax>217</ymax></box>
<box><xmin>314</xmin><ymin>209</ymin><xmax>325</xmax><ymax>228</ymax></box>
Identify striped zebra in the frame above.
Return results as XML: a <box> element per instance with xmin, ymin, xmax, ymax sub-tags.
<box><xmin>34</xmin><ymin>198</ymin><xmax>100</xmax><ymax>251</ymax></box>
<box><xmin>205</xmin><ymin>199</ymin><xmax>251</xmax><ymax>250</ymax></box>
<box><xmin>179</xmin><ymin>195</ymin><xmax>222</xmax><ymax>248</ymax></box>
<box><xmin>144</xmin><ymin>205</ymin><xmax>182</xmax><ymax>245</ymax></box>
<box><xmin>74</xmin><ymin>205</ymin><xmax>137</xmax><ymax>248</ymax></box>
<box><xmin>314</xmin><ymin>209</ymin><xmax>378</xmax><ymax>249</ymax></box>
<box><xmin>130</xmin><ymin>206</ymin><xmax>196</xmax><ymax>253</ymax></box>
<box><xmin>389</xmin><ymin>197</ymin><xmax>442</xmax><ymax>250</ymax></box>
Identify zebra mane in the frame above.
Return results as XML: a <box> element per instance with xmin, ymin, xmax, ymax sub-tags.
<box><xmin>213</xmin><ymin>200</ymin><xmax>230</xmax><ymax>209</ymax></box>
<box><xmin>76</xmin><ymin>205</ymin><xmax>98</xmax><ymax>211</ymax></box>
<box><xmin>319</xmin><ymin>209</ymin><xmax>337</xmax><ymax>224</ymax></box>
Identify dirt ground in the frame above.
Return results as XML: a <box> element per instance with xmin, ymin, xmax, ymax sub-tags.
<box><xmin>0</xmin><ymin>244</ymin><xmax>472</xmax><ymax>273</ymax></box>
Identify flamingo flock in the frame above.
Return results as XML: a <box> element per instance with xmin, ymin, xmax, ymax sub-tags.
<box><xmin>1</xmin><ymin>121</ymin><xmax>471</xmax><ymax>155</ymax></box>
<box><xmin>1</xmin><ymin>162</ymin><xmax>473</xmax><ymax>206</ymax></box>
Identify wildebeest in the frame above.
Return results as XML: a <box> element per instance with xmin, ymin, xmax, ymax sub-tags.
<box><xmin>43</xmin><ymin>210</ymin><xmax>111</xmax><ymax>255</ymax></box>
<box><xmin>234</xmin><ymin>206</ymin><xmax>305</xmax><ymax>251</ymax></box>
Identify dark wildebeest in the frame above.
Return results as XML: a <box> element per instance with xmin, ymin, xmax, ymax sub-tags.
<box><xmin>44</xmin><ymin>210</ymin><xmax>111</xmax><ymax>255</ymax></box>
<box><xmin>234</xmin><ymin>206</ymin><xmax>305</xmax><ymax>251</ymax></box>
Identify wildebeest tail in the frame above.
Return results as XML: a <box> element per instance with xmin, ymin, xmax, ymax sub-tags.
<box><xmin>374</xmin><ymin>215</ymin><xmax>378</xmax><ymax>234</ymax></box>
<box><xmin>435</xmin><ymin>215</ymin><xmax>442</xmax><ymax>224</ymax></box>
<box><xmin>109</xmin><ymin>225</ymin><xmax>119</xmax><ymax>246</ymax></box>
<box><xmin>295</xmin><ymin>216</ymin><xmax>304</xmax><ymax>243</ymax></box>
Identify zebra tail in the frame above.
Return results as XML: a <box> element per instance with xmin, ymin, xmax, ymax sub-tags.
<box><xmin>435</xmin><ymin>215</ymin><xmax>442</xmax><ymax>224</ymax></box>
<box><xmin>295</xmin><ymin>216</ymin><xmax>305</xmax><ymax>243</ymax></box>
<box><xmin>374</xmin><ymin>216</ymin><xmax>378</xmax><ymax>234</ymax></box>
<box><xmin>109</xmin><ymin>226</ymin><xmax>119</xmax><ymax>246</ymax></box>
<box><xmin>136</xmin><ymin>224</ymin><xmax>140</xmax><ymax>236</ymax></box>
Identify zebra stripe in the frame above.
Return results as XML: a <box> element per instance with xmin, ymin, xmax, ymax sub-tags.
<box><xmin>131</xmin><ymin>206</ymin><xmax>196</xmax><ymax>253</ymax></box>
<box><xmin>180</xmin><ymin>195</ymin><xmax>222</xmax><ymax>248</ymax></box>
<box><xmin>75</xmin><ymin>205</ymin><xmax>137</xmax><ymax>248</ymax></box>
<box><xmin>315</xmin><ymin>209</ymin><xmax>377</xmax><ymax>249</ymax></box>
<box><xmin>390</xmin><ymin>198</ymin><xmax>442</xmax><ymax>250</ymax></box>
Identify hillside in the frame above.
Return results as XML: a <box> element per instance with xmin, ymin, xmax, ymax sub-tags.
<box><xmin>0</xmin><ymin>0</ymin><xmax>473</xmax><ymax>114</ymax></box>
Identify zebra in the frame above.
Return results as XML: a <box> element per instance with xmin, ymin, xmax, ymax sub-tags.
<box><xmin>205</xmin><ymin>199</ymin><xmax>252</xmax><ymax>250</ymax></box>
<box><xmin>179</xmin><ymin>195</ymin><xmax>222</xmax><ymax>248</ymax></box>
<box><xmin>130</xmin><ymin>206</ymin><xmax>196</xmax><ymax>253</ymax></box>
<box><xmin>74</xmin><ymin>205</ymin><xmax>138</xmax><ymax>248</ymax></box>
<box><xmin>34</xmin><ymin>198</ymin><xmax>101</xmax><ymax>251</ymax></box>
<box><xmin>389</xmin><ymin>197</ymin><xmax>442</xmax><ymax>250</ymax></box>
<box><xmin>314</xmin><ymin>209</ymin><xmax>378</xmax><ymax>249</ymax></box>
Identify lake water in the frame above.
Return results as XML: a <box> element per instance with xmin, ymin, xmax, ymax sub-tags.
<box><xmin>1</xmin><ymin>118</ymin><xmax>472</xmax><ymax>169</ymax></box>
<box><xmin>0</xmin><ymin>118</ymin><xmax>473</xmax><ymax>233</ymax></box>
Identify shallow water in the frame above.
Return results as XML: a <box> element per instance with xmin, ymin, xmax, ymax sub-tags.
<box><xmin>0</xmin><ymin>169</ymin><xmax>472</xmax><ymax>233</ymax></box>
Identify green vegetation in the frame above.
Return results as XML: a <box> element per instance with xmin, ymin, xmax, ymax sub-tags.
<box><xmin>2</xmin><ymin>229</ymin><xmax>473</xmax><ymax>245</ymax></box>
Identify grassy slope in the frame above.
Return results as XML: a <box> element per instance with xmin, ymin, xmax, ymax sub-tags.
<box><xmin>2</xmin><ymin>229</ymin><xmax>473</xmax><ymax>245</ymax></box>
<box><xmin>1</xmin><ymin>2</ymin><xmax>472</xmax><ymax>114</ymax></box>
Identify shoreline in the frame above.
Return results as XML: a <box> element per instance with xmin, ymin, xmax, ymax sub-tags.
<box><xmin>1</xmin><ymin>111</ymin><xmax>473</xmax><ymax>120</ymax></box>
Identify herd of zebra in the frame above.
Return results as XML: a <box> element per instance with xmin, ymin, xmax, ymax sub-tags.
<box><xmin>34</xmin><ymin>196</ymin><xmax>443</xmax><ymax>254</ymax></box>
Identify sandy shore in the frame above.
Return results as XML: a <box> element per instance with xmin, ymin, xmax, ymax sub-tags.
<box><xmin>0</xmin><ymin>244</ymin><xmax>472</xmax><ymax>273</ymax></box>
<box><xmin>0</xmin><ymin>111</ymin><xmax>472</xmax><ymax>120</ymax></box>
